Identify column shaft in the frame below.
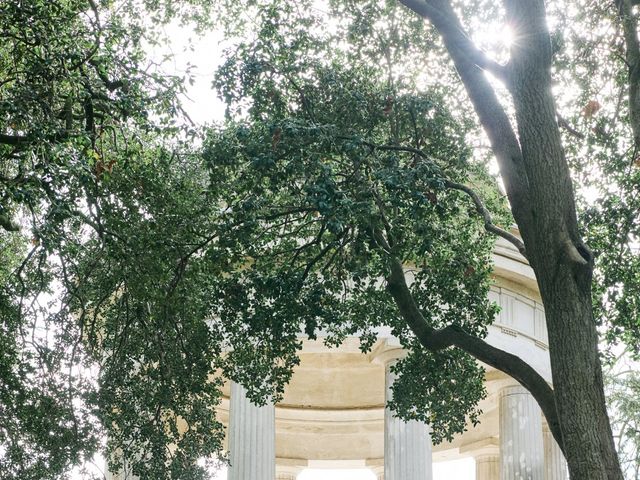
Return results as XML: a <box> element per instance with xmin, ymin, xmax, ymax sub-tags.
<box><xmin>228</xmin><ymin>382</ymin><xmax>275</xmax><ymax>480</ymax></box>
<box><xmin>476</xmin><ymin>454</ymin><xmax>499</xmax><ymax>480</ymax></box>
<box><xmin>543</xmin><ymin>427</ymin><xmax>567</xmax><ymax>480</ymax></box>
<box><xmin>499</xmin><ymin>385</ymin><xmax>544</xmax><ymax>480</ymax></box>
<box><xmin>384</xmin><ymin>364</ymin><xmax>433</xmax><ymax>480</ymax></box>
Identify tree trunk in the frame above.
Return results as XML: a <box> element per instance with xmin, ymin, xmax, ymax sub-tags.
<box><xmin>536</xmin><ymin>261</ymin><xmax>621</xmax><ymax>479</ymax></box>
<box><xmin>504</xmin><ymin>1</ymin><xmax>621</xmax><ymax>476</ymax></box>
<box><xmin>397</xmin><ymin>1</ymin><xmax>624</xmax><ymax>478</ymax></box>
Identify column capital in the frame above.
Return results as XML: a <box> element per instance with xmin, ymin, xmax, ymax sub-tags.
<box><xmin>475</xmin><ymin>453</ymin><xmax>500</xmax><ymax>462</ymax></box>
<box><xmin>275</xmin><ymin>474</ymin><xmax>297</xmax><ymax>480</ymax></box>
<box><xmin>369</xmin><ymin>337</ymin><xmax>406</xmax><ymax>366</ymax></box>
<box><xmin>500</xmin><ymin>384</ymin><xmax>529</xmax><ymax>397</ymax></box>
<box><xmin>275</xmin><ymin>465</ymin><xmax>303</xmax><ymax>480</ymax></box>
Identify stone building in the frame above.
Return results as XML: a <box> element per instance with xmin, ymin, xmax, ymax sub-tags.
<box><xmin>220</xmin><ymin>236</ymin><xmax>567</xmax><ymax>480</ymax></box>
<box><xmin>109</xmin><ymin>236</ymin><xmax>566</xmax><ymax>480</ymax></box>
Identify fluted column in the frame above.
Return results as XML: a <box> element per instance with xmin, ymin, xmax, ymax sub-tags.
<box><xmin>228</xmin><ymin>382</ymin><xmax>275</xmax><ymax>480</ymax></box>
<box><xmin>476</xmin><ymin>454</ymin><xmax>499</xmax><ymax>480</ymax></box>
<box><xmin>499</xmin><ymin>385</ymin><xmax>544</xmax><ymax>480</ymax></box>
<box><xmin>543</xmin><ymin>425</ymin><xmax>567</xmax><ymax>480</ymax></box>
<box><xmin>384</xmin><ymin>363</ymin><xmax>433</xmax><ymax>480</ymax></box>
<box><xmin>370</xmin><ymin>465</ymin><xmax>384</xmax><ymax>480</ymax></box>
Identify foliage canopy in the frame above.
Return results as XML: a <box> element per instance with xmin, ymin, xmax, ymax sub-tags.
<box><xmin>1</xmin><ymin>0</ymin><xmax>639</xmax><ymax>479</ymax></box>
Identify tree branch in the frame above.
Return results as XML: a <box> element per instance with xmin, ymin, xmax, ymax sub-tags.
<box><xmin>557</xmin><ymin>114</ymin><xmax>585</xmax><ymax>140</ymax></box>
<box><xmin>615</xmin><ymin>0</ymin><xmax>640</xmax><ymax>152</ymax></box>
<box><xmin>1</xmin><ymin>130</ymin><xmax>72</xmax><ymax>147</ymax></box>
<box><xmin>397</xmin><ymin>0</ymin><xmax>533</xmax><ymax>231</ymax></box>
<box><xmin>362</xmin><ymin>141</ymin><xmax>434</xmax><ymax>161</ymax></box>
<box><xmin>0</xmin><ymin>133</ymin><xmax>29</xmax><ymax>146</ymax></box>
<box><xmin>384</xmin><ymin>254</ymin><xmax>564</xmax><ymax>453</ymax></box>
<box><xmin>352</xmin><ymin>138</ymin><xmax>527</xmax><ymax>257</ymax></box>
<box><xmin>443</xmin><ymin>180</ymin><xmax>527</xmax><ymax>259</ymax></box>
<box><xmin>397</xmin><ymin>0</ymin><xmax>507</xmax><ymax>80</ymax></box>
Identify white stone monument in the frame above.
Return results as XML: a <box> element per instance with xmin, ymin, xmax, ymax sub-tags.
<box><xmin>110</xmin><ymin>236</ymin><xmax>567</xmax><ymax>480</ymax></box>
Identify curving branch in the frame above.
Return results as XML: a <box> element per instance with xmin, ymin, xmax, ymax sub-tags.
<box><xmin>383</xmin><ymin>254</ymin><xmax>564</xmax><ymax>453</ymax></box>
<box><xmin>353</xmin><ymin>138</ymin><xmax>527</xmax><ymax>257</ymax></box>
<box><xmin>443</xmin><ymin>179</ymin><xmax>527</xmax><ymax>259</ymax></box>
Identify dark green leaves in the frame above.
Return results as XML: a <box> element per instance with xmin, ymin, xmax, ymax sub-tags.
<box><xmin>388</xmin><ymin>346</ymin><xmax>486</xmax><ymax>444</ymax></box>
<box><xmin>206</xmin><ymin>5</ymin><xmax>500</xmax><ymax>444</ymax></box>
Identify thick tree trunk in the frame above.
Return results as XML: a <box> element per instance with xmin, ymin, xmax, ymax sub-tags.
<box><xmin>397</xmin><ymin>0</ymin><xmax>624</xmax><ymax>478</ymax></box>
<box><xmin>536</xmin><ymin>262</ymin><xmax>620</xmax><ymax>479</ymax></box>
<box><xmin>504</xmin><ymin>2</ymin><xmax>621</xmax><ymax>477</ymax></box>
<box><xmin>616</xmin><ymin>0</ymin><xmax>640</xmax><ymax>152</ymax></box>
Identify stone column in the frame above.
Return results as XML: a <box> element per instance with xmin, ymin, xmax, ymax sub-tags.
<box><xmin>275</xmin><ymin>465</ymin><xmax>301</xmax><ymax>480</ymax></box>
<box><xmin>499</xmin><ymin>385</ymin><xmax>544</xmax><ymax>480</ymax></box>
<box><xmin>543</xmin><ymin>425</ymin><xmax>567</xmax><ymax>480</ymax></box>
<box><xmin>228</xmin><ymin>382</ymin><xmax>275</xmax><ymax>480</ymax></box>
<box><xmin>370</xmin><ymin>465</ymin><xmax>385</xmax><ymax>480</ymax></box>
<box><xmin>475</xmin><ymin>454</ymin><xmax>499</xmax><ymax>480</ymax></box>
<box><xmin>275</xmin><ymin>473</ymin><xmax>296</xmax><ymax>480</ymax></box>
<box><xmin>384</xmin><ymin>362</ymin><xmax>433</xmax><ymax>480</ymax></box>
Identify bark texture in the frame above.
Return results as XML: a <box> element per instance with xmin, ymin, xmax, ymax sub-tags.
<box><xmin>395</xmin><ymin>1</ymin><xmax>624</xmax><ymax>478</ymax></box>
<box><xmin>616</xmin><ymin>0</ymin><xmax>640</xmax><ymax>153</ymax></box>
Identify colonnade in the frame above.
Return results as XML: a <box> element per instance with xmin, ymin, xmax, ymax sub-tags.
<box><xmin>227</xmin><ymin>377</ymin><xmax>567</xmax><ymax>480</ymax></box>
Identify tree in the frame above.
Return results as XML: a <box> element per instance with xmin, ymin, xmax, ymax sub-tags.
<box><xmin>390</xmin><ymin>1</ymin><xmax>621</xmax><ymax>478</ymax></box>
<box><xmin>2</xmin><ymin>1</ymin><xmax>640</xmax><ymax>479</ymax></box>
<box><xmin>0</xmin><ymin>1</ymin><xmax>219</xmax><ymax>478</ymax></box>
<box><xmin>211</xmin><ymin>1</ymin><xmax>639</xmax><ymax>477</ymax></box>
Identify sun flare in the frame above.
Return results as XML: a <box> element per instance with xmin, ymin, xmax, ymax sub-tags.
<box><xmin>500</xmin><ymin>24</ymin><xmax>515</xmax><ymax>48</ymax></box>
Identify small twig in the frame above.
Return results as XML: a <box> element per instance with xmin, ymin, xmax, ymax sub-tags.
<box><xmin>557</xmin><ymin>114</ymin><xmax>585</xmax><ymax>140</ymax></box>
